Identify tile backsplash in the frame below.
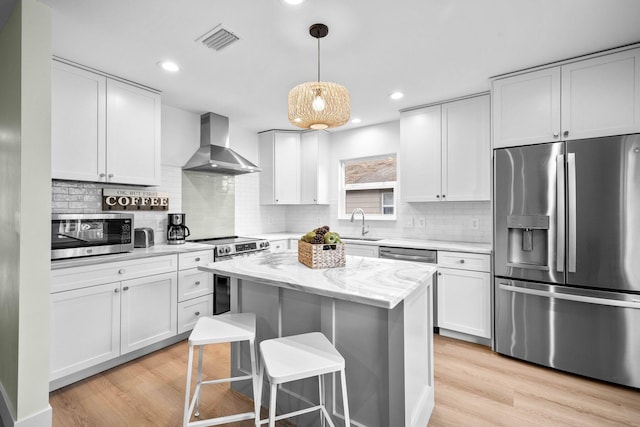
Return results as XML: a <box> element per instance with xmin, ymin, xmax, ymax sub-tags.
<box><xmin>51</xmin><ymin>165</ymin><xmax>182</xmax><ymax>243</ymax></box>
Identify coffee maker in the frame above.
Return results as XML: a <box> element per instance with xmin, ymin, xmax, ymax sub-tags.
<box><xmin>167</xmin><ymin>213</ymin><xmax>190</xmax><ymax>245</ymax></box>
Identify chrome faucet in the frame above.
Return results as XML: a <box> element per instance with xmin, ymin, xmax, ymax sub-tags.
<box><xmin>350</xmin><ymin>208</ymin><xmax>369</xmax><ymax>236</ymax></box>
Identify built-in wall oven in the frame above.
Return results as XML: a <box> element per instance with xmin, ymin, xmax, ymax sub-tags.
<box><xmin>190</xmin><ymin>236</ymin><xmax>270</xmax><ymax>314</ymax></box>
<box><xmin>379</xmin><ymin>246</ymin><xmax>438</xmax><ymax>326</ymax></box>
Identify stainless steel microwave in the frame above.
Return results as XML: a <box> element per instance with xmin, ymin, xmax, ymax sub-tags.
<box><xmin>51</xmin><ymin>213</ymin><xmax>134</xmax><ymax>259</ymax></box>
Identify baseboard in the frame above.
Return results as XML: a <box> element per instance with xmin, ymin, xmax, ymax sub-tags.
<box><xmin>437</xmin><ymin>328</ymin><xmax>491</xmax><ymax>347</ymax></box>
<box><xmin>0</xmin><ymin>384</ymin><xmax>52</xmax><ymax>427</ymax></box>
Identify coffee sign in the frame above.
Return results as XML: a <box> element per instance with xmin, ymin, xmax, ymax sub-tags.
<box><xmin>102</xmin><ymin>189</ymin><xmax>169</xmax><ymax>211</ymax></box>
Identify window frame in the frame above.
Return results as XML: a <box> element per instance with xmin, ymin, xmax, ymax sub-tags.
<box><xmin>338</xmin><ymin>154</ymin><xmax>397</xmax><ymax>221</ymax></box>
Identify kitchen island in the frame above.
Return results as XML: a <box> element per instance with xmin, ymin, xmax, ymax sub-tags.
<box><xmin>199</xmin><ymin>250</ymin><xmax>436</xmax><ymax>427</ymax></box>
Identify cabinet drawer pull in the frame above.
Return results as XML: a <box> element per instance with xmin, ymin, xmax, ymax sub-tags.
<box><xmin>563</xmin><ymin>130</ymin><xmax>569</xmax><ymax>137</ymax></box>
<box><xmin>108</xmin><ymin>173</ymin><xmax>114</xmax><ymax>178</ymax></box>
<box><xmin>194</xmin><ymin>311</ymin><xmax>200</xmax><ymax>316</ymax></box>
<box><xmin>194</xmin><ymin>281</ymin><xmax>201</xmax><ymax>286</ymax></box>
<box><xmin>553</xmin><ymin>132</ymin><xmax>559</xmax><ymax>138</ymax></box>
<box><xmin>436</xmin><ymin>195</ymin><xmax>440</xmax><ymax>198</ymax></box>
<box><xmin>195</xmin><ymin>257</ymin><xmax>201</xmax><ymax>262</ymax></box>
<box><xmin>99</xmin><ymin>173</ymin><xmax>106</xmax><ymax>178</ymax></box>
<box><xmin>114</xmin><ymin>288</ymin><xmax>120</xmax><ymax>293</ymax></box>
<box><xmin>118</xmin><ymin>268</ymin><xmax>126</xmax><ymax>274</ymax></box>
<box><xmin>122</xmin><ymin>286</ymin><xmax>129</xmax><ymax>291</ymax></box>
<box><xmin>459</xmin><ymin>259</ymin><xmax>465</xmax><ymax>264</ymax></box>
<box><xmin>438</xmin><ymin>272</ymin><xmax>442</xmax><ymax>276</ymax></box>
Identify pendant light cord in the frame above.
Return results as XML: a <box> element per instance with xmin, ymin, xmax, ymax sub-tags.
<box><xmin>317</xmin><ymin>37</ymin><xmax>321</xmax><ymax>82</ymax></box>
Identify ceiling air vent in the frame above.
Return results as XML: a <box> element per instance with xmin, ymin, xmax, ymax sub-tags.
<box><xmin>197</xmin><ymin>24</ymin><xmax>240</xmax><ymax>51</ymax></box>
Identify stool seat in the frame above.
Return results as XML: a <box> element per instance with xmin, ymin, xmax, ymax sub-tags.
<box><xmin>260</xmin><ymin>332</ymin><xmax>345</xmax><ymax>384</ymax></box>
<box><xmin>189</xmin><ymin>313</ymin><xmax>256</xmax><ymax>346</ymax></box>
<box><xmin>184</xmin><ymin>313</ymin><xmax>260</xmax><ymax>427</ymax></box>
<box><xmin>258</xmin><ymin>332</ymin><xmax>351</xmax><ymax>427</ymax></box>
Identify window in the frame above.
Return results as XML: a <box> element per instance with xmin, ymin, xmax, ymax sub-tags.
<box><xmin>339</xmin><ymin>154</ymin><xmax>397</xmax><ymax>219</ymax></box>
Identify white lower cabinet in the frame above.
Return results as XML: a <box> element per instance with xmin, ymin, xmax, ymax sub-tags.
<box><xmin>178</xmin><ymin>294</ymin><xmax>214</xmax><ymax>334</ymax></box>
<box><xmin>269</xmin><ymin>239</ymin><xmax>289</xmax><ymax>252</ymax></box>
<box><xmin>50</xmin><ymin>250</ymin><xmax>213</xmax><ymax>384</ymax></box>
<box><xmin>437</xmin><ymin>251</ymin><xmax>491</xmax><ymax>340</ymax></box>
<box><xmin>50</xmin><ymin>282</ymin><xmax>120</xmax><ymax>381</ymax></box>
<box><xmin>120</xmin><ymin>272</ymin><xmax>178</xmax><ymax>354</ymax></box>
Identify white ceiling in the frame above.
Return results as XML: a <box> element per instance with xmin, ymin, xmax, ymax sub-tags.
<box><xmin>41</xmin><ymin>0</ymin><xmax>640</xmax><ymax>133</ymax></box>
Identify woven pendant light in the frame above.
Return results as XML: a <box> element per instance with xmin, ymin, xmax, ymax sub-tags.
<box><xmin>288</xmin><ymin>24</ymin><xmax>350</xmax><ymax>130</ymax></box>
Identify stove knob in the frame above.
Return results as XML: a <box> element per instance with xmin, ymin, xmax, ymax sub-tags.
<box><xmin>224</xmin><ymin>246</ymin><xmax>231</xmax><ymax>254</ymax></box>
<box><xmin>264</xmin><ymin>241</ymin><xmax>270</xmax><ymax>248</ymax></box>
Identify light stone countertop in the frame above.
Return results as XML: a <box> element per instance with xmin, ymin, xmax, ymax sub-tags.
<box><xmin>249</xmin><ymin>232</ymin><xmax>492</xmax><ymax>254</ymax></box>
<box><xmin>50</xmin><ymin>242</ymin><xmax>214</xmax><ymax>270</ymax></box>
<box><xmin>199</xmin><ymin>250</ymin><xmax>436</xmax><ymax>309</ymax></box>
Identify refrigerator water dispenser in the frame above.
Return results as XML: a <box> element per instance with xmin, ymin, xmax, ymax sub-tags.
<box><xmin>506</xmin><ymin>215</ymin><xmax>550</xmax><ymax>270</ymax></box>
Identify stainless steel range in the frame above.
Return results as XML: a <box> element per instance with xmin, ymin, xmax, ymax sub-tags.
<box><xmin>190</xmin><ymin>236</ymin><xmax>270</xmax><ymax>314</ymax></box>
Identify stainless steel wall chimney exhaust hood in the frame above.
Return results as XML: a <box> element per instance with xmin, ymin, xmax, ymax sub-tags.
<box><xmin>182</xmin><ymin>112</ymin><xmax>261</xmax><ymax>175</ymax></box>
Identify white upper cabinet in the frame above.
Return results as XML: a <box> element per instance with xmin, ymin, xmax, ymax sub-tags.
<box><xmin>400</xmin><ymin>94</ymin><xmax>490</xmax><ymax>202</ymax></box>
<box><xmin>105</xmin><ymin>79</ymin><xmax>161</xmax><ymax>185</ymax></box>
<box><xmin>400</xmin><ymin>105</ymin><xmax>442</xmax><ymax>202</ymax></box>
<box><xmin>493</xmin><ymin>47</ymin><xmax>640</xmax><ymax>148</ymax></box>
<box><xmin>259</xmin><ymin>131</ymin><xmax>300</xmax><ymax>204</ymax></box>
<box><xmin>300</xmin><ymin>130</ymin><xmax>330</xmax><ymax>204</ymax></box>
<box><xmin>52</xmin><ymin>61</ymin><xmax>107</xmax><ymax>182</ymax></box>
<box><xmin>561</xmin><ymin>48</ymin><xmax>640</xmax><ymax>141</ymax></box>
<box><xmin>442</xmin><ymin>96</ymin><xmax>491</xmax><ymax>201</ymax></box>
<box><xmin>51</xmin><ymin>60</ymin><xmax>161</xmax><ymax>185</ymax></box>
<box><xmin>492</xmin><ymin>68</ymin><xmax>561</xmax><ymax>148</ymax></box>
<box><xmin>259</xmin><ymin>130</ymin><xmax>329</xmax><ymax>205</ymax></box>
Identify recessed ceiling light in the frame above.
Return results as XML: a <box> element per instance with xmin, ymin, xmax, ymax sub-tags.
<box><xmin>158</xmin><ymin>61</ymin><xmax>180</xmax><ymax>72</ymax></box>
<box><xmin>389</xmin><ymin>91</ymin><xmax>404</xmax><ymax>100</ymax></box>
<box><xmin>283</xmin><ymin>0</ymin><xmax>305</xmax><ymax>4</ymax></box>
<box><xmin>351</xmin><ymin>118</ymin><xmax>362</xmax><ymax>124</ymax></box>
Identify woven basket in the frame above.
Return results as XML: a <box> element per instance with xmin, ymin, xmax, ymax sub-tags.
<box><xmin>298</xmin><ymin>240</ymin><xmax>346</xmax><ymax>269</ymax></box>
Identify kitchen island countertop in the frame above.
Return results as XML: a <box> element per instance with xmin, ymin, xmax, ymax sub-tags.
<box><xmin>199</xmin><ymin>250</ymin><xmax>436</xmax><ymax>309</ymax></box>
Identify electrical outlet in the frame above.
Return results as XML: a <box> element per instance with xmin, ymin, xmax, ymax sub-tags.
<box><xmin>471</xmin><ymin>218</ymin><xmax>479</xmax><ymax>230</ymax></box>
<box><xmin>416</xmin><ymin>216</ymin><xmax>426</xmax><ymax>229</ymax></box>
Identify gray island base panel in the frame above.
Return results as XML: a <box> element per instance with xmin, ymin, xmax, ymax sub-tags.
<box><xmin>199</xmin><ymin>251</ymin><xmax>436</xmax><ymax>427</ymax></box>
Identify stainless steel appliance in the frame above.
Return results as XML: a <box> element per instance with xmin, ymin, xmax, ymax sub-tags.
<box><xmin>134</xmin><ymin>227</ymin><xmax>154</xmax><ymax>248</ymax></box>
<box><xmin>493</xmin><ymin>134</ymin><xmax>640</xmax><ymax>388</ymax></box>
<box><xmin>51</xmin><ymin>213</ymin><xmax>133</xmax><ymax>259</ymax></box>
<box><xmin>191</xmin><ymin>236</ymin><xmax>270</xmax><ymax>314</ymax></box>
<box><xmin>379</xmin><ymin>246</ymin><xmax>438</xmax><ymax>326</ymax></box>
<box><xmin>167</xmin><ymin>213</ymin><xmax>190</xmax><ymax>245</ymax></box>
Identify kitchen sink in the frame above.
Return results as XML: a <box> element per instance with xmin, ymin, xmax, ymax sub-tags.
<box><xmin>340</xmin><ymin>236</ymin><xmax>383</xmax><ymax>242</ymax></box>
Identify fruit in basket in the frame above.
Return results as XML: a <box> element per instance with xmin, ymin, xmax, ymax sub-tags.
<box><xmin>300</xmin><ymin>226</ymin><xmax>342</xmax><ymax>244</ymax></box>
<box><xmin>324</xmin><ymin>231</ymin><xmax>341</xmax><ymax>244</ymax></box>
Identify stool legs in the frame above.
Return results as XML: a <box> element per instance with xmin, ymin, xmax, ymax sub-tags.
<box><xmin>249</xmin><ymin>338</ymin><xmax>260</xmax><ymax>427</ymax></box>
<box><xmin>183</xmin><ymin>344</ymin><xmax>195</xmax><ymax>427</ymax></box>
<box><xmin>195</xmin><ymin>345</ymin><xmax>204</xmax><ymax>417</ymax></box>
<box><xmin>340</xmin><ymin>369</ymin><xmax>350</xmax><ymax>427</ymax></box>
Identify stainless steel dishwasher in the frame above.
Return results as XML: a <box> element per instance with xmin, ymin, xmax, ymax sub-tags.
<box><xmin>379</xmin><ymin>246</ymin><xmax>439</xmax><ymax>328</ymax></box>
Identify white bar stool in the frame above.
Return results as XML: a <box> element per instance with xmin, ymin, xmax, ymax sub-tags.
<box><xmin>183</xmin><ymin>313</ymin><xmax>260</xmax><ymax>427</ymax></box>
<box><xmin>258</xmin><ymin>332</ymin><xmax>351</xmax><ymax>427</ymax></box>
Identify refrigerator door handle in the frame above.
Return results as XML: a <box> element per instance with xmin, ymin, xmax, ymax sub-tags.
<box><xmin>556</xmin><ymin>154</ymin><xmax>565</xmax><ymax>272</ymax></box>
<box><xmin>498</xmin><ymin>283</ymin><xmax>640</xmax><ymax>309</ymax></box>
<box><xmin>567</xmin><ymin>153</ymin><xmax>577</xmax><ymax>272</ymax></box>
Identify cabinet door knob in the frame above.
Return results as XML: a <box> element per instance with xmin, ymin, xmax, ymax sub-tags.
<box><xmin>553</xmin><ymin>132</ymin><xmax>559</xmax><ymax>138</ymax></box>
<box><xmin>118</xmin><ymin>268</ymin><xmax>126</xmax><ymax>274</ymax></box>
<box><xmin>438</xmin><ymin>272</ymin><xmax>442</xmax><ymax>276</ymax></box>
<box><xmin>122</xmin><ymin>286</ymin><xmax>129</xmax><ymax>291</ymax></box>
<box><xmin>99</xmin><ymin>173</ymin><xmax>106</xmax><ymax>178</ymax></box>
<box><xmin>442</xmin><ymin>194</ymin><xmax>446</xmax><ymax>198</ymax></box>
<box><xmin>436</xmin><ymin>195</ymin><xmax>440</xmax><ymax>198</ymax></box>
<box><xmin>195</xmin><ymin>311</ymin><xmax>200</xmax><ymax>316</ymax></box>
<box><xmin>460</xmin><ymin>259</ymin><xmax>465</xmax><ymax>264</ymax></box>
<box><xmin>563</xmin><ymin>130</ymin><xmax>569</xmax><ymax>137</ymax></box>
<box><xmin>114</xmin><ymin>288</ymin><xmax>120</xmax><ymax>293</ymax></box>
<box><xmin>195</xmin><ymin>257</ymin><xmax>200</xmax><ymax>262</ymax></box>
<box><xmin>108</xmin><ymin>173</ymin><xmax>114</xmax><ymax>178</ymax></box>
<box><xmin>194</xmin><ymin>281</ymin><xmax>201</xmax><ymax>286</ymax></box>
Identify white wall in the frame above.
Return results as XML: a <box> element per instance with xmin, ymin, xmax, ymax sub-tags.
<box><xmin>0</xmin><ymin>1</ymin><xmax>52</xmax><ymax>426</ymax></box>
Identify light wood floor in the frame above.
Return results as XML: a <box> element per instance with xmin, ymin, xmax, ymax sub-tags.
<box><xmin>49</xmin><ymin>334</ymin><xmax>640</xmax><ymax>426</ymax></box>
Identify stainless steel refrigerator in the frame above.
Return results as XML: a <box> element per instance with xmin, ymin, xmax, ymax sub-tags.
<box><xmin>493</xmin><ymin>134</ymin><xmax>640</xmax><ymax>389</ymax></box>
